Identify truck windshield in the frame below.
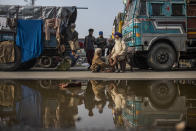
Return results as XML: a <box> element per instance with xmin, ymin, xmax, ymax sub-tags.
<box><xmin>151</xmin><ymin>3</ymin><xmax>163</xmax><ymax>16</ymax></box>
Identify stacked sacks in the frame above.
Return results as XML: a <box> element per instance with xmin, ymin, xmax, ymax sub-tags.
<box><xmin>0</xmin><ymin>41</ymin><xmax>15</xmax><ymax>64</ymax></box>
<box><xmin>0</xmin><ymin>81</ymin><xmax>15</xmax><ymax>107</ymax></box>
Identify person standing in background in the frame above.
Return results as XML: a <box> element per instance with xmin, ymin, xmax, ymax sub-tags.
<box><xmin>107</xmin><ymin>37</ymin><xmax>115</xmax><ymax>56</ymax></box>
<box><xmin>62</xmin><ymin>23</ymin><xmax>79</xmax><ymax>67</ymax></box>
<box><xmin>96</xmin><ymin>31</ymin><xmax>107</xmax><ymax>56</ymax></box>
<box><xmin>84</xmin><ymin>29</ymin><xmax>96</xmax><ymax>69</ymax></box>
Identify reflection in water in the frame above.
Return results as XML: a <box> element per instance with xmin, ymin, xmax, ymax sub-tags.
<box><xmin>0</xmin><ymin>80</ymin><xmax>196</xmax><ymax>130</ymax></box>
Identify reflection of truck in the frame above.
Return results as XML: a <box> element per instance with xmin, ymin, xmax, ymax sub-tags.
<box><xmin>122</xmin><ymin>0</ymin><xmax>196</xmax><ymax>70</ymax></box>
<box><xmin>122</xmin><ymin>80</ymin><xmax>196</xmax><ymax>128</ymax></box>
<box><xmin>0</xmin><ymin>5</ymin><xmax>78</xmax><ymax>70</ymax></box>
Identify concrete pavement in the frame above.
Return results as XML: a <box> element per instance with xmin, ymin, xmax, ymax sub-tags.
<box><xmin>0</xmin><ymin>71</ymin><xmax>196</xmax><ymax>80</ymax></box>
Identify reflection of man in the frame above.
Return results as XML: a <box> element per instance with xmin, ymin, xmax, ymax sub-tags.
<box><xmin>44</xmin><ymin>99</ymin><xmax>60</xmax><ymax>128</ymax></box>
<box><xmin>58</xmin><ymin>96</ymin><xmax>77</xmax><ymax>128</ymax></box>
<box><xmin>43</xmin><ymin>88</ymin><xmax>83</xmax><ymax>128</ymax></box>
<box><xmin>107</xmin><ymin>82</ymin><xmax>126</xmax><ymax>128</ymax></box>
<box><xmin>84</xmin><ymin>81</ymin><xmax>95</xmax><ymax>117</ymax></box>
<box><xmin>90</xmin><ymin>80</ymin><xmax>107</xmax><ymax>114</ymax></box>
<box><xmin>108</xmin><ymin>82</ymin><xmax>126</xmax><ymax>111</ymax></box>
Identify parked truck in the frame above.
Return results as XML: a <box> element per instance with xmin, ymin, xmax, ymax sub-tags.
<box><xmin>122</xmin><ymin>0</ymin><xmax>196</xmax><ymax>70</ymax></box>
<box><xmin>0</xmin><ymin>5</ymin><xmax>78</xmax><ymax>71</ymax></box>
<box><xmin>112</xmin><ymin>12</ymin><xmax>124</xmax><ymax>38</ymax></box>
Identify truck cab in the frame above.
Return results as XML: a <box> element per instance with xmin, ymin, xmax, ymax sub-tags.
<box><xmin>123</xmin><ymin>0</ymin><xmax>196</xmax><ymax>70</ymax></box>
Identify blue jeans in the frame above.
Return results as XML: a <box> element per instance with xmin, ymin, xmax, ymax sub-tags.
<box><xmin>69</xmin><ymin>52</ymin><xmax>79</xmax><ymax>67</ymax></box>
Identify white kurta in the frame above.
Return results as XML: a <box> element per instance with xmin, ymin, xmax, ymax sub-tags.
<box><xmin>111</xmin><ymin>39</ymin><xmax>126</xmax><ymax>59</ymax></box>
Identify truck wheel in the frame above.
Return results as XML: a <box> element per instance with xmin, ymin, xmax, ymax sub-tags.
<box><xmin>148</xmin><ymin>81</ymin><xmax>177</xmax><ymax>109</ymax></box>
<box><xmin>0</xmin><ymin>46</ymin><xmax>21</xmax><ymax>71</ymax></box>
<box><xmin>39</xmin><ymin>56</ymin><xmax>52</xmax><ymax>68</ymax></box>
<box><xmin>148</xmin><ymin>43</ymin><xmax>176</xmax><ymax>71</ymax></box>
<box><xmin>39</xmin><ymin>80</ymin><xmax>52</xmax><ymax>89</ymax></box>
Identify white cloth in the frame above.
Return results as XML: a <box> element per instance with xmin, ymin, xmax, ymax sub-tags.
<box><xmin>111</xmin><ymin>39</ymin><xmax>126</xmax><ymax>59</ymax></box>
<box><xmin>0</xmin><ymin>17</ymin><xmax>7</xmax><ymax>30</ymax></box>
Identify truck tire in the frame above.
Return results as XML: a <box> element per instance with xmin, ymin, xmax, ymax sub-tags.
<box><xmin>39</xmin><ymin>56</ymin><xmax>52</xmax><ymax>68</ymax></box>
<box><xmin>0</xmin><ymin>46</ymin><xmax>21</xmax><ymax>71</ymax></box>
<box><xmin>148</xmin><ymin>43</ymin><xmax>176</xmax><ymax>71</ymax></box>
<box><xmin>18</xmin><ymin>58</ymin><xmax>37</xmax><ymax>70</ymax></box>
<box><xmin>148</xmin><ymin>81</ymin><xmax>177</xmax><ymax>109</ymax></box>
<box><xmin>39</xmin><ymin>80</ymin><xmax>52</xmax><ymax>89</ymax></box>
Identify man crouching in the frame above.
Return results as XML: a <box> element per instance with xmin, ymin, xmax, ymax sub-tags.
<box><xmin>90</xmin><ymin>48</ymin><xmax>111</xmax><ymax>72</ymax></box>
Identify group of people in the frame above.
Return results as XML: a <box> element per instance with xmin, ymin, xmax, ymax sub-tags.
<box><xmin>64</xmin><ymin>24</ymin><xmax>127</xmax><ymax>72</ymax></box>
<box><xmin>58</xmin><ymin>80</ymin><xmax>129</xmax><ymax>127</ymax></box>
<box><xmin>84</xmin><ymin>29</ymin><xmax>127</xmax><ymax>73</ymax></box>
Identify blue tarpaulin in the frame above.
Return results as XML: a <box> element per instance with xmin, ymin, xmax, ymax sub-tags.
<box><xmin>16</xmin><ymin>85</ymin><xmax>42</xmax><ymax>127</ymax></box>
<box><xmin>16</xmin><ymin>19</ymin><xmax>43</xmax><ymax>63</ymax></box>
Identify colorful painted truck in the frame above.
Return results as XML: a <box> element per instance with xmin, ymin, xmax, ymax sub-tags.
<box><xmin>123</xmin><ymin>0</ymin><xmax>196</xmax><ymax>70</ymax></box>
<box><xmin>112</xmin><ymin>12</ymin><xmax>124</xmax><ymax>38</ymax></box>
<box><xmin>0</xmin><ymin>5</ymin><xmax>78</xmax><ymax>71</ymax></box>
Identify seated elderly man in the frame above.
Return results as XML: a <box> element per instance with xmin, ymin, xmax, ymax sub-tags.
<box><xmin>109</xmin><ymin>32</ymin><xmax>127</xmax><ymax>72</ymax></box>
<box><xmin>90</xmin><ymin>48</ymin><xmax>110</xmax><ymax>72</ymax></box>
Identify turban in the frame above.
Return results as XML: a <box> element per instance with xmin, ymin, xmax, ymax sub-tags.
<box><xmin>99</xmin><ymin>31</ymin><xmax>103</xmax><ymax>35</ymax></box>
<box><xmin>114</xmin><ymin>32</ymin><xmax>122</xmax><ymax>38</ymax></box>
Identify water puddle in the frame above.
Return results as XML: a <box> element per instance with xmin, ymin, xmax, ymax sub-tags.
<box><xmin>0</xmin><ymin>80</ymin><xmax>196</xmax><ymax>130</ymax></box>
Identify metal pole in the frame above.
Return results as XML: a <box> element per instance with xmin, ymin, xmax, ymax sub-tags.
<box><xmin>32</xmin><ymin>0</ymin><xmax>35</xmax><ymax>6</ymax></box>
<box><xmin>76</xmin><ymin>7</ymin><xmax>88</xmax><ymax>9</ymax></box>
<box><xmin>24</xmin><ymin>0</ymin><xmax>35</xmax><ymax>6</ymax></box>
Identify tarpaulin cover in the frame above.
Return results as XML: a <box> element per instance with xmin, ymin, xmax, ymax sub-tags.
<box><xmin>0</xmin><ymin>5</ymin><xmax>77</xmax><ymax>24</ymax></box>
<box><xmin>16</xmin><ymin>19</ymin><xmax>43</xmax><ymax>62</ymax></box>
<box><xmin>16</xmin><ymin>85</ymin><xmax>42</xmax><ymax>127</ymax></box>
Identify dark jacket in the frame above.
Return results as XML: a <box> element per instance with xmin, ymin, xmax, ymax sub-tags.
<box><xmin>107</xmin><ymin>40</ymin><xmax>115</xmax><ymax>55</ymax></box>
<box><xmin>96</xmin><ymin>37</ymin><xmax>107</xmax><ymax>49</ymax></box>
<box><xmin>84</xmin><ymin>35</ymin><xmax>96</xmax><ymax>50</ymax></box>
<box><xmin>61</xmin><ymin>26</ymin><xmax>78</xmax><ymax>42</ymax></box>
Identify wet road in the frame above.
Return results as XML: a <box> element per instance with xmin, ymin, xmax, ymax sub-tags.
<box><xmin>0</xmin><ymin>80</ymin><xmax>196</xmax><ymax>131</ymax></box>
<box><xmin>0</xmin><ymin>71</ymin><xmax>196</xmax><ymax>80</ymax></box>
